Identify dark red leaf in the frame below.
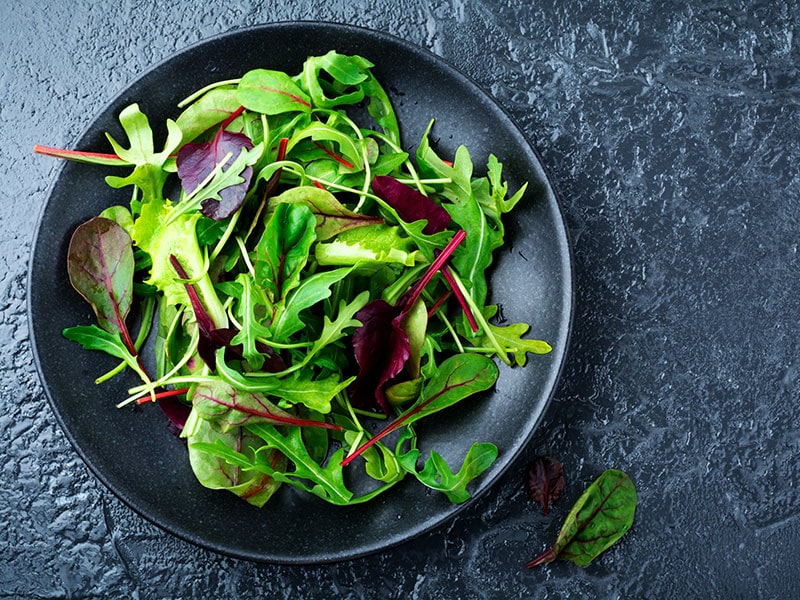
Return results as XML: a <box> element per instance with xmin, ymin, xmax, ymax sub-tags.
<box><xmin>371</xmin><ymin>175</ymin><xmax>451</xmax><ymax>234</ymax></box>
<box><xmin>176</xmin><ymin>128</ymin><xmax>254</xmax><ymax>220</ymax></box>
<box><xmin>349</xmin><ymin>299</ymin><xmax>410</xmax><ymax>415</ymax></box>
<box><xmin>527</xmin><ymin>456</ymin><xmax>566</xmax><ymax>516</ymax></box>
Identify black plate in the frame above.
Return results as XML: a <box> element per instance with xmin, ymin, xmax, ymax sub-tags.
<box><xmin>28</xmin><ymin>22</ymin><xmax>573</xmax><ymax>564</ymax></box>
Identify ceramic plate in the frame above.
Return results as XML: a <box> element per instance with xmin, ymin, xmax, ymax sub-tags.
<box><xmin>28</xmin><ymin>22</ymin><xmax>572</xmax><ymax>564</ymax></box>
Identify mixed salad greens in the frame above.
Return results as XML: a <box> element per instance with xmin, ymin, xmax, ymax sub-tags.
<box><xmin>36</xmin><ymin>51</ymin><xmax>552</xmax><ymax>507</ymax></box>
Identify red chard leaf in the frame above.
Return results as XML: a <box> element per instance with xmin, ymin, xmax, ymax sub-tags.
<box><xmin>371</xmin><ymin>175</ymin><xmax>451</xmax><ymax>234</ymax></box>
<box><xmin>349</xmin><ymin>299</ymin><xmax>410</xmax><ymax>414</ymax></box>
<box><xmin>527</xmin><ymin>456</ymin><xmax>566</xmax><ymax>516</ymax></box>
<box><xmin>67</xmin><ymin>217</ymin><xmax>137</xmax><ymax>354</ymax></box>
<box><xmin>176</xmin><ymin>127</ymin><xmax>254</xmax><ymax>220</ymax></box>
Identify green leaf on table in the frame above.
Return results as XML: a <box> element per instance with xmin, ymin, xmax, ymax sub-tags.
<box><xmin>527</xmin><ymin>469</ymin><xmax>637</xmax><ymax>568</ymax></box>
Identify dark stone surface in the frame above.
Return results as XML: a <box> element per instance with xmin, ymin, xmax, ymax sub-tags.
<box><xmin>2</xmin><ymin>0</ymin><xmax>799</xmax><ymax>598</ymax></box>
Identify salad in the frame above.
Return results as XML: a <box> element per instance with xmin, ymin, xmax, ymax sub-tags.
<box><xmin>35</xmin><ymin>51</ymin><xmax>551</xmax><ymax>507</ymax></box>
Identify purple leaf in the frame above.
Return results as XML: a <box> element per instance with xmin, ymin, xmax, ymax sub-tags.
<box><xmin>371</xmin><ymin>175</ymin><xmax>451</xmax><ymax>234</ymax></box>
<box><xmin>349</xmin><ymin>299</ymin><xmax>410</xmax><ymax>415</ymax></box>
<box><xmin>176</xmin><ymin>128</ymin><xmax>254</xmax><ymax>220</ymax></box>
<box><xmin>527</xmin><ymin>456</ymin><xmax>566</xmax><ymax>516</ymax></box>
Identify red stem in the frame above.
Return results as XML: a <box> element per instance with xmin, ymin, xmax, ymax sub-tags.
<box><xmin>439</xmin><ymin>263</ymin><xmax>479</xmax><ymax>332</ymax></box>
<box><xmin>526</xmin><ymin>547</ymin><xmax>556</xmax><ymax>568</ymax></box>
<box><xmin>404</xmin><ymin>229</ymin><xmax>466</xmax><ymax>310</ymax></box>
<box><xmin>313</xmin><ymin>141</ymin><xmax>355</xmax><ymax>169</ymax></box>
<box><xmin>136</xmin><ymin>387</ymin><xmax>190</xmax><ymax>405</ymax></box>
<box><xmin>33</xmin><ymin>144</ymin><xmax>126</xmax><ymax>164</ymax></box>
<box><xmin>220</xmin><ymin>105</ymin><xmax>245</xmax><ymax>130</ymax></box>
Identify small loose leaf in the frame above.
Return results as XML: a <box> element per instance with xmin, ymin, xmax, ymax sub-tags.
<box><xmin>67</xmin><ymin>217</ymin><xmax>135</xmax><ymax>341</ymax></box>
<box><xmin>527</xmin><ymin>469</ymin><xmax>637</xmax><ymax>568</ymax></box>
<box><xmin>527</xmin><ymin>456</ymin><xmax>565</xmax><ymax>516</ymax></box>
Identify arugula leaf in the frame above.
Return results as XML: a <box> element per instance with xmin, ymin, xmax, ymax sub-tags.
<box><xmin>397</xmin><ymin>428</ymin><xmax>498</xmax><ymax>503</ymax></box>
<box><xmin>104</xmin><ymin>103</ymin><xmax>182</xmax><ymax>204</ymax></box>
<box><xmin>270</xmin><ymin>266</ymin><xmax>355</xmax><ymax>343</ymax></box>
<box><xmin>247</xmin><ymin>423</ymin><xmax>354</xmax><ymax>505</ymax></box>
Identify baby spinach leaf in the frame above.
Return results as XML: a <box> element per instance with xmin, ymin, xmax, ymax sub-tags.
<box><xmin>62</xmin><ymin>324</ymin><xmax>133</xmax><ymax>362</ymax></box>
<box><xmin>237</xmin><ymin>69</ymin><xmax>312</xmax><ymax>115</ymax></box>
<box><xmin>66</xmin><ymin>217</ymin><xmax>134</xmax><ymax>340</ymax></box>
<box><xmin>255</xmin><ymin>202</ymin><xmax>317</xmax><ymax>305</ymax></box>
<box><xmin>527</xmin><ymin>456</ymin><xmax>565</xmax><ymax>516</ymax></box>
<box><xmin>527</xmin><ymin>469</ymin><xmax>637</xmax><ymax>568</ymax></box>
<box><xmin>267</xmin><ymin>186</ymin><xmax>383</xmax><ymax>240</ymax></box>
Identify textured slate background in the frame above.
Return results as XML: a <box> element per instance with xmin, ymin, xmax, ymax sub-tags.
<box><xmin>3</xmin><ymin>0</ymin><xmax>799</xmax><ymax>598</ymax></box>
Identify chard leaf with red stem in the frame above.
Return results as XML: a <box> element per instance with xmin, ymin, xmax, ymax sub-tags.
<box><xmin>348</xmin><ymin>230</ymin><xmax>466</xmax><ymax>414</ymax></box>
<box><xmin>191</xmin><ymin>380</ymin><xmax>342</xmax><ymax>431</ymax></box>
<box><xmin>527</xmin><ymin>456</ymin><xmax>565</xmax><ymax>516</ymax></box>
<box><xmin>342</xmin><ymin>352</ymin><xmax>499</xmax><ymax>466</ymax></box>
<box><xmin>527</xmin><ymin>469</ymin><xmax>637</xmax><ymax>568</ymax></box>
<box><xmin>184</xmin><ymin>410</ymin><xmax>286</xmax><ymax>508</ymax></box>
<box><xmin>67</xmin><ymin>217</ymin><xmax>137</xmax><ymax>354</ymax></box>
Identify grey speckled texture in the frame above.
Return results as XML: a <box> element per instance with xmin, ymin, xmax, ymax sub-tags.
<box><xmin>2</xmin><ymin>0</ymin><xmax>799</xmax><ymax>598</ymax></box>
